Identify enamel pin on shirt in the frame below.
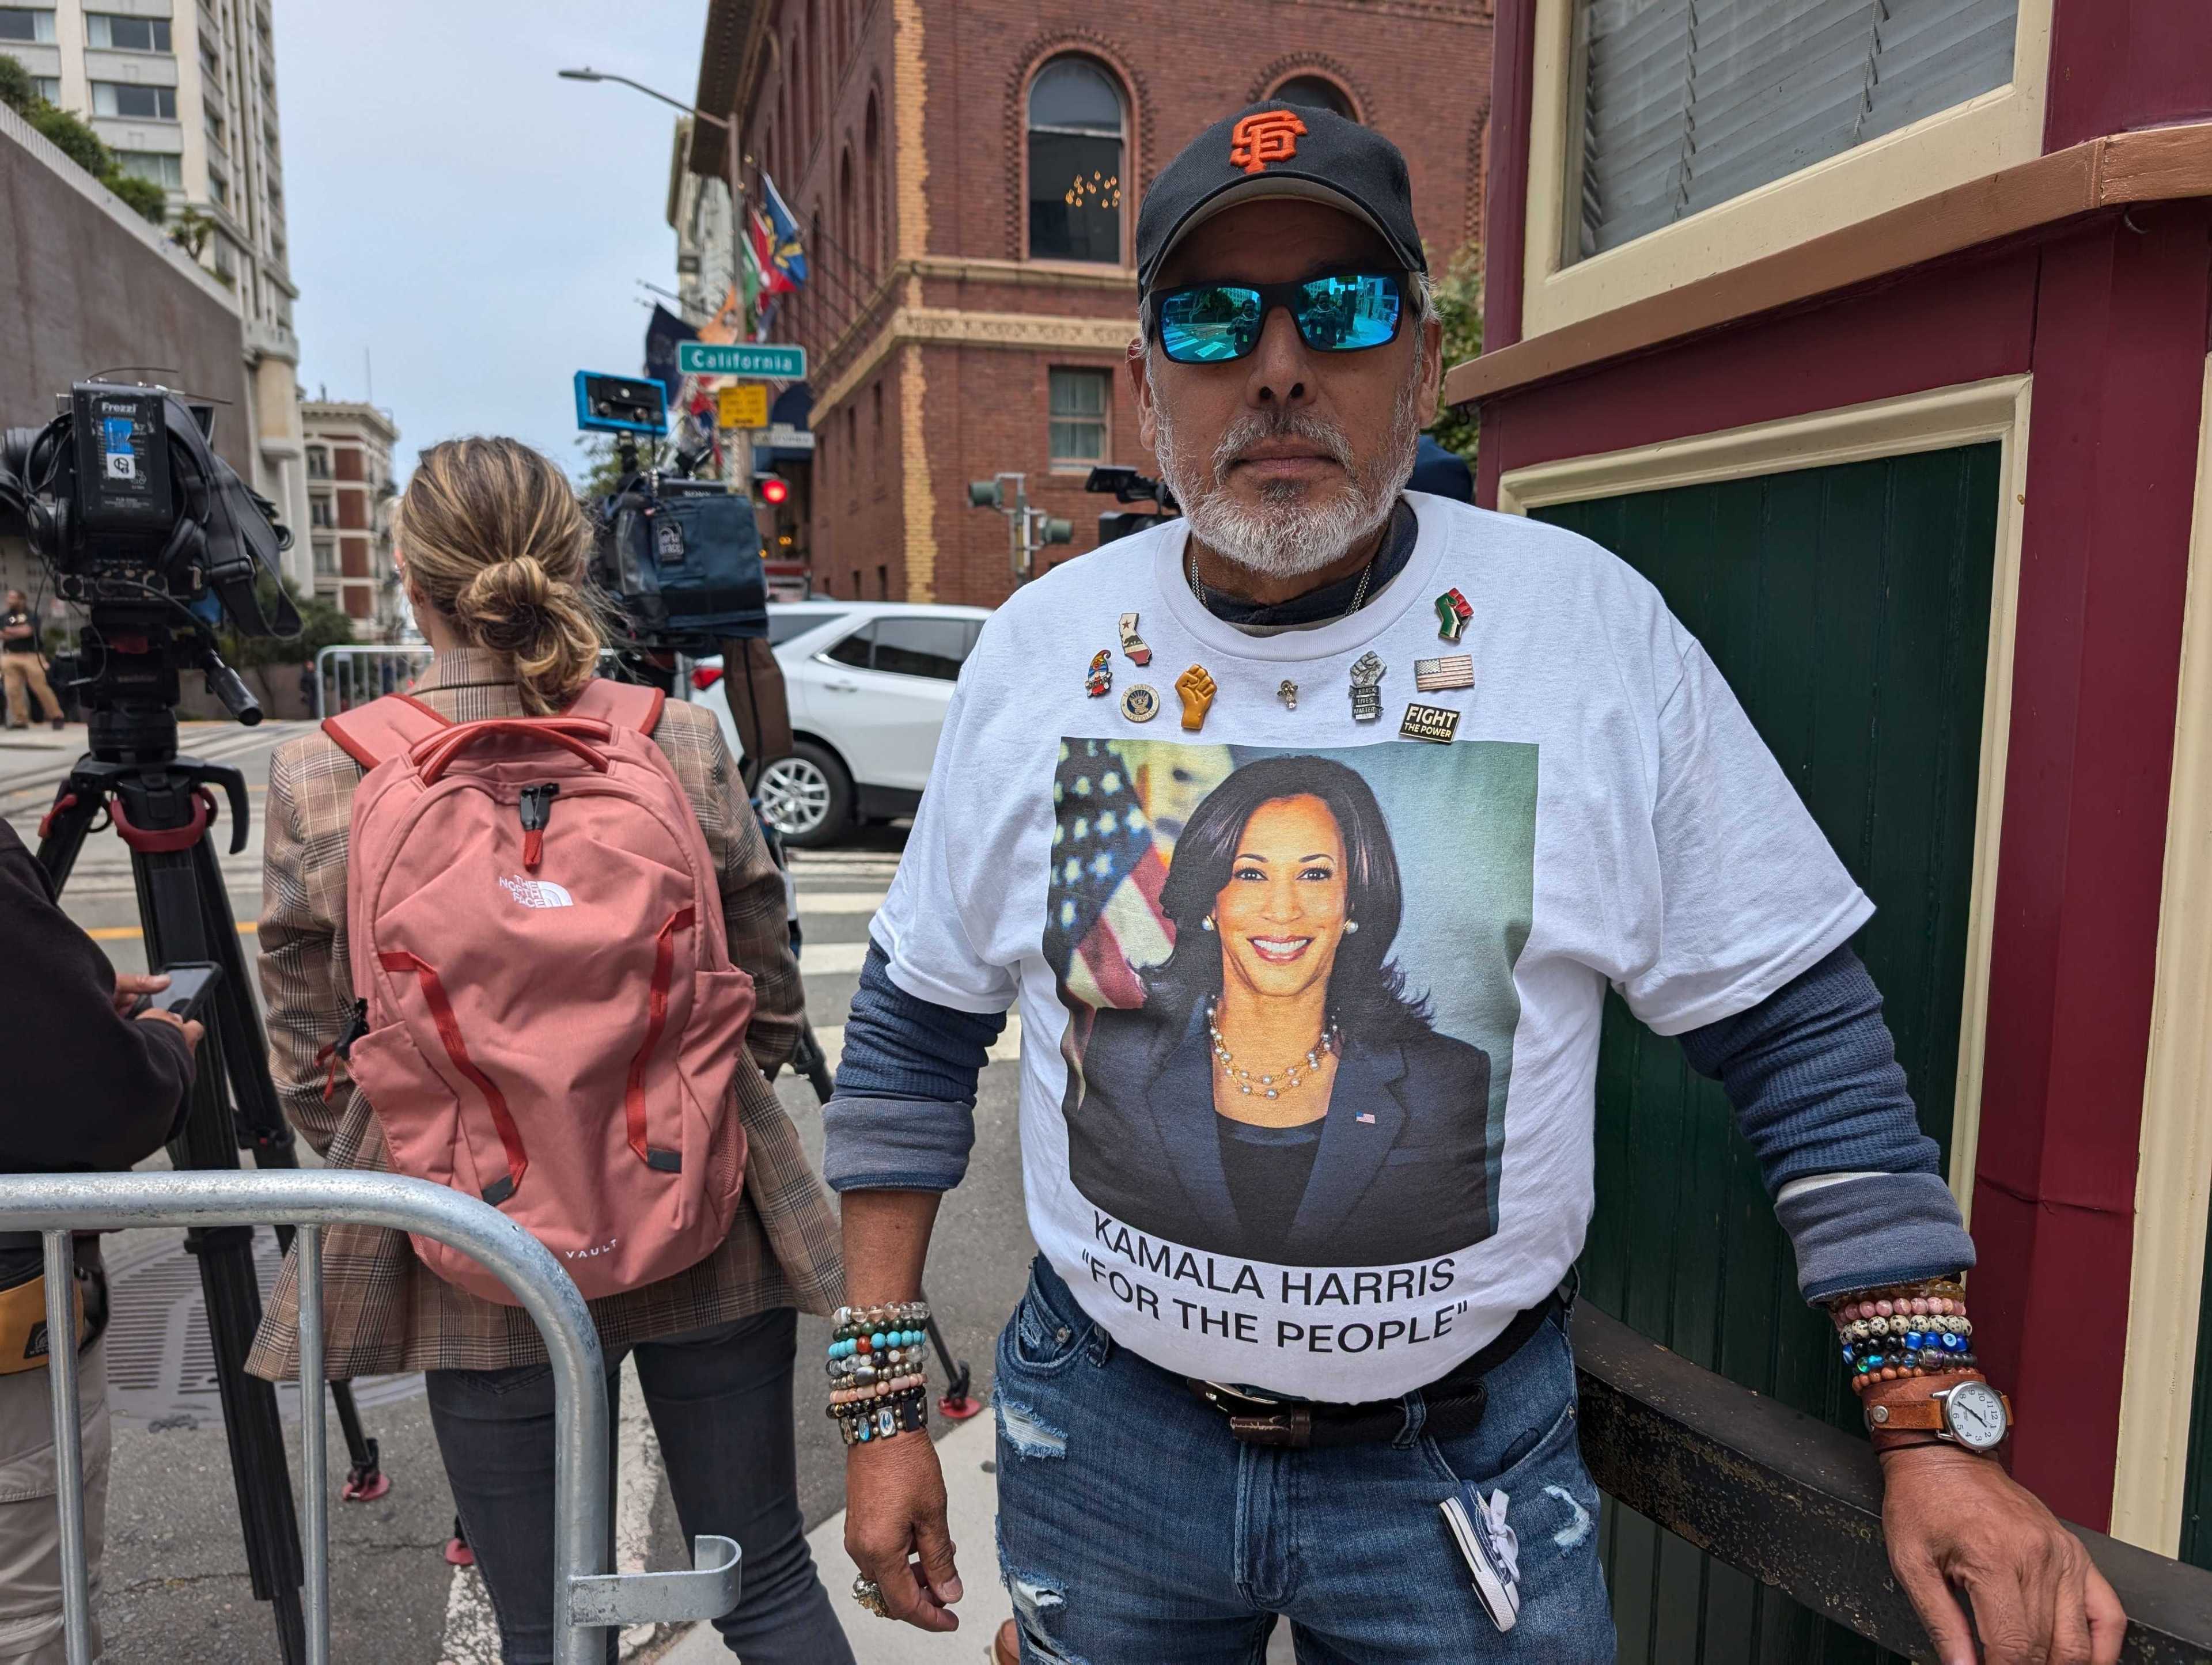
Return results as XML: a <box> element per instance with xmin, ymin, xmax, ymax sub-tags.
<box><xmin>1119</xmin><ymin>612</ymin><xmax>1152</xmax><ymax>666</ymax></box>
<box><xmin>1436</xmin><ymin>589</ymin><xmax>1473</xmax><ymax>642</ymax></box>
<box><xmin>1278</xmin><ymin>679</ymin><xmax>1298</xmax><ymax>711</ymax></box>
<box><xmin>1415</xmin><ymin>654</ymin><xmax>1475</xmax><ymax>692</ymax></box>
<box><xmin>1399</xmin><ymin>703</ymin><xmax>1461</xmax><ymax>744</ymax></box>
<box><xmin>1085</xmin><ymin>650</ymin><xmax>1113</xmax><ymax>698</ymax></box>
<box><xmin>1349</xmin><ymin>651</ymin><xmax>1385</xmax><ymax>723</ymax></box>
<box><xmin>1120</xmin><ymin>684</ymin><xmax>1160</xmax><ymax>723</ymax></box>
<box><xmin>1176</xmin><ymin>665</ymin><xmax>1217</xmax><ymax>731</ymax></box>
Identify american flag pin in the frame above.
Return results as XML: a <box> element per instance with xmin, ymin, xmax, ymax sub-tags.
<box><xmin>1356</xmin><ymin>1112</ymin><xmax>1376</xmax><ymax>1124</ymax></box>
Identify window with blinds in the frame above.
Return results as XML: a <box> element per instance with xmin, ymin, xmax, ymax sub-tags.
<box><xmin>1571</xmin><ymin>0</ymin><xmax>2018</xmax><ymax>260</ymax></box>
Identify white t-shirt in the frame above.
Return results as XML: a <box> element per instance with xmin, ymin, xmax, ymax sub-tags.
<box><xmin>872</xmin><ymin>492</ymin><xmax>1870</xmax><ymax>1399</ymax></box>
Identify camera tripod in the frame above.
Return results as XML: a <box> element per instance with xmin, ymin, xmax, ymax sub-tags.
<box><xmin>36</xmin><ymin>699</ymin><xmax>384</xmax><ymax>1665</ymax></box>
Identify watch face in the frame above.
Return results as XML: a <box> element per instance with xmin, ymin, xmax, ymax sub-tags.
<box><xmin>1942</xmin><ymin>1380</ymin><xmax>2008</xmax><ymax>1451</ymax></box>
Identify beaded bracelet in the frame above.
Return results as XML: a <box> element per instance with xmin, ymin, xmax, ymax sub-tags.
<box><xmin>827</xmin><ymin>1302</ymin><xmax>934</xmax><ymax>1448</ymax></box>
<box><xmin>833</xmin><ymin>1386</ymin><xmax>930</xmax><ymax>1447</ymax></box>
<box><xmin>1826</xmin><ymin>1276</ymin><xmax>1980</xmax><ymax>1393</ymax></box>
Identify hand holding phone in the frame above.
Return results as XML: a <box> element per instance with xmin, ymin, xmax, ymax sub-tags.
<box><xmin>127</xmin><ymin>962</ymin><xmax>222</xmax><ymax>1023</ymax></box>
<box><xmin>123</xmin><ymin>964</ymin><xmax>219</xmax><ymax>1062</ymax></box>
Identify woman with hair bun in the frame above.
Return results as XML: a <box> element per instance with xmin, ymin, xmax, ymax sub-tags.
<box><xmin>248</xmin><ymin>437</ymin><xmax>853</xmax><ymax>1665</ymax></box>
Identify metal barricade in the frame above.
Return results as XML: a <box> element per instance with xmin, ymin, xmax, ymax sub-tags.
<box><xmin>0</xmin><ymin>1170</ymin><xmax>741</xmax><ymax>1665</ymax></box>
<box><xmin>316</xmin><ymin>647</ymin><xmax>677</xmax><ymax>719</ymax></box>
<box><xmin>313</xmin><ymin>646</ymin><xmax>433</xmax><ymax>718</ymax></box>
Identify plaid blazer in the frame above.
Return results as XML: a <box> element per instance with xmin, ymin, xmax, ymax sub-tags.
<box><xmin>245</xmin><ymin>651</ymin><xmax>843</xmax><ymax>1379</ymax></box>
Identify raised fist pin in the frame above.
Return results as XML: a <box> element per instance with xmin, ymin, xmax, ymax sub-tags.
<box><xmin>1176</xmin><ymin>665</ymin><xmax>1217</xmax><ymax>732</ymax></box>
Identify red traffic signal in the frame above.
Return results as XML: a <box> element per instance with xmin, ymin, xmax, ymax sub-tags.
<box><xmin>759</xmin><ymin>475</ymin><xmax>790</xmax><ymax>506</ymax></box>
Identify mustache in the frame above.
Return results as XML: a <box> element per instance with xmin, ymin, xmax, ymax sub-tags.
<box><xmin>1209</xmin><ymin>409</ymin><xmax>1356</xmax><ymax>485</ymax></box>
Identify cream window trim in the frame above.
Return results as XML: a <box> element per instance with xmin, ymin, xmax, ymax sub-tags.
<box><xmin>2109</xmin><ymin>356</ymin><xmax>2212</xmax><ymax>1557</ymax></box>
<box><xmin>1520</xmin><ymin>0</ymin><xmax>2054</xmax><ymax>341</ymax></box>
<box><xmin>1498</xmin><ymin>374</ymin><xmax>2033</xmax><ymax>1226</ymax></box>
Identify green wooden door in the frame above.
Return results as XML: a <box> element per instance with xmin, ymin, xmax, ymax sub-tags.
<box><xmin>1533</xmin><ymin>441</ymin><xmax>2001</xmax><ymax>1664</ymax></box>
<box><xmin>2178</xmin><ymin>1198</ymin><xmax>2212</xmax><ymax>1567</ymax></box>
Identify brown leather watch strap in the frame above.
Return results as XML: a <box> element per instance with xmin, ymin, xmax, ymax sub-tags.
<box><xmin>1862</xmin><ymin>1374</ymin><xmax>2011</xmax><ymax>1453</ymax></box>
<box><xmin>1870</xmin><ymin>1431</ymin><xmax>1953</xmax><ymax>1455</ymax></box>
<box><xmin>1865</xmin><ymin>1398</ymin><xmax>1947</xmax><ymax>1432</ymax></box>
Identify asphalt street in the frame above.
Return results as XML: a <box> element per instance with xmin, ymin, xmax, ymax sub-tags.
<box><xmin>5</xmin><ymin>717</ymin><xmax>1034</xmax><ymax>1663</ymax></box>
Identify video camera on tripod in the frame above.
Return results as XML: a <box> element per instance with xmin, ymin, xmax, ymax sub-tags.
<box><xmin>1</xmin><ymin>381</ymin><xmax>379</xmax><ymax>1663</ymax></box>
<box><xmin>574</xmin><ymin>370</ymin><xmax>768</xmax><ymax>656</ymax></box>
<box><xmin>0</xmin><ymin>381</ymin><xmax>299</xmax><ymax>737</ymax></box>
<box><xmin>1086</xmin><ymin>463</ymin><xmax>1181</xmax><ymax>545</ymax></box>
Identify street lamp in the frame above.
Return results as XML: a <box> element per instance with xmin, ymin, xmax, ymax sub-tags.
<box><xmin>556</xmin><ymin>66</ymin><xmax>730</xmax><ymax>131</ymax></box>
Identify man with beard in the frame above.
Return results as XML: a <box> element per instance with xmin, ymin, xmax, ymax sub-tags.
<box><xmin>820</xmin><ymin>107</ymin><xmax>2122</xmax><ymax>1664</ymax></box>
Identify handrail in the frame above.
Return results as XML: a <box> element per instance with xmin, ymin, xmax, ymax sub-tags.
<box><xmin>1571</xmin><ymin>1303</ymin><xmax>2212</xmax><ymax>1663</ymax></box>
<box><xmin>0</xmin><ymin>1170</ymin><xmax>740</xmax><ymax>1665</ymax></box>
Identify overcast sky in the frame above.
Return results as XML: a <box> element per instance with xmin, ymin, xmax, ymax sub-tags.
<box><xmin>275</xmin><ymin>0</ymin><xmax>709</xmax><ymax>482</ymax></box>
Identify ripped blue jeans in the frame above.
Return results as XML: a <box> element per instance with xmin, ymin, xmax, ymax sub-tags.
<box><xmin>992</xmin><ymin>1257</ymin><xmax>1615</xmax><ymax>1664</ymax></box>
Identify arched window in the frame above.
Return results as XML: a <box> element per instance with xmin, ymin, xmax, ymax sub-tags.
<box><xmin>777</xmin><ymin>71</ymin><xmax>792</xmax><ymax>185</ymax></box>
<box><xmin>787</xmin><ymin>28</ymin><xmax>804</xmax><ymax>154</ymax></box>
<box><xmin>863</xmin><ymin>95</ymin><xmax>882</xmax><ymax>277</ymax></box>
<box><xmin>1027</xmin><ymin>56</ymin><xmax>1124</xmax><ymax>265</ymax></box>
<box><xmin>810</xmin><ymin>206</ymin><xmax>825</xmax><ymax>343</ymax></box>
<box><xmin>1271</xmin><ymin>74</ymin><xmax>1357</xmax><ymax>122</ymax></box>
<box><xmin>839</xmin><ymin>149</ymin><xmax>857</xmax><ymax>287</ymax></box>
<box><xmin>805</xmin><ymin>0</ymin><xmax>821</xmax><ymax>148</ymax></box>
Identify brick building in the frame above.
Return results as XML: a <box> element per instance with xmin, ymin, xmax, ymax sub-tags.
<box><xmin>687</xmin><ymin>0</ymin><xmax>1493</xmax><ymax>608</ymax></box>
<box><xmin>300</xmin><ymin>399</ymin><xmax>401</xmax><ymax>636</ymax></box>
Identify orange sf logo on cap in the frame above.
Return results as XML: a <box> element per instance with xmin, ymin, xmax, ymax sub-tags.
<box><xmin>1229</xmin><ymin>109</ymin><xmax>1307</xmax><ymax>175</ymax></box>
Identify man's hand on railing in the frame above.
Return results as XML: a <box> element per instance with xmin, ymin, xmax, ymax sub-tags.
<box><xmin>1881</xmin><ymin>1443</ymin><xmax>2126</xmax><ymax>1665</ymax></box>
<box><xmin>114</xmin><ymin>973</ymin><xmax>205</xmax><ymax>1060</ymax></box>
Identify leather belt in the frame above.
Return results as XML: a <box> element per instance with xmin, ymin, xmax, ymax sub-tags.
<box><xmin>1185</xmin><ymin>1296</ymin><xmax>1559</xmax><ymax>1450</ymax></box>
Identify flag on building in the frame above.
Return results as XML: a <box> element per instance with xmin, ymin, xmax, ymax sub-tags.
<box><xmin>758</xmin><ymin>172</ymin><xmax>809</xmax><ymax>287</ymax></box>
<box><xmin>748</xmin><ymin>208</ymin><xmax>800</xmax><ymax>299</ymax></box>
<box><xmin>642</xmin><ymin>304</ymin><xmax>696</xmax><ymax>409</ymax></box>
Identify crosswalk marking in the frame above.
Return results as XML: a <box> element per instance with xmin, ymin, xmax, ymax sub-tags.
<box><xmin>798</xmin><ymin>939</ymin><xmax>869</xmax><ymax>975</ymax></box>
<box><xmin>785</xmin><ymin>890</ymin><xmax>886</xmax><ymax>914</ymax></box>
<box><xmin>86</xmin><ymin>920</ymin><xmax>257</xmax><ymax>941</ymax></box>
<box><xmin>803</xmin><ymin>1014</ymin><xmax>1022</xmax><ymax>1077</ymax></box>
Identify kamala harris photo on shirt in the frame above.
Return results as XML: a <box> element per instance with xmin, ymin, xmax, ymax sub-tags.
<box><xmin>1062</xmin><ymin>752</ymin><xmax>1495</xmax><ymax>1267</ymax></box>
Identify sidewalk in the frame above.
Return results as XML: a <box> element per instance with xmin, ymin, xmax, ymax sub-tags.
<box><xmin>0</xmin><ymin>719</ymin><xmax>305</xmax><ymax>801</ymax></box>
<box><xmin>659</xmin><ymin>1412</ymin><xmax>1011</xmax><ymax>1665</ymax></box>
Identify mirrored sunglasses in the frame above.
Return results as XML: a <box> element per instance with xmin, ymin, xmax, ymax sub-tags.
<box><xmin>1150</xmin><ymin>272</ymin><xmax>1407</xmax><ymax>365</ymax></box>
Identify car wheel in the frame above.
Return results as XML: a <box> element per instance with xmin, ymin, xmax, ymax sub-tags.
<box><xmin>758</xmin><ymin>742</ymin><xmax>851</xmax><ymax>849</ymax></box>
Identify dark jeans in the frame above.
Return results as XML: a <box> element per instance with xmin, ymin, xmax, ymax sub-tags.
<box><xmin>426</xmin><ymin>1308</ymin><xmax>851</xmax><ymax>1665</ymax></box>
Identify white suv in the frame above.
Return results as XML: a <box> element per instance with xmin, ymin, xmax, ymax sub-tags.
<box><xmin>686</xmin><ymin>600</ymin><xmax>993</xmax><ymax>848</ymax></box>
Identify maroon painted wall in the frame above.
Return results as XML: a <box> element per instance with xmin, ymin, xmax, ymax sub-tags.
<box><xmin>2044</xmin><ymin>0</ymin><xmax>2212</xmax><ymax>149</ymax></box>
<box><xmin>1477</xmin><ymin>205</ymin><xmax>2212</xmax><ymax>1527</ymax></box>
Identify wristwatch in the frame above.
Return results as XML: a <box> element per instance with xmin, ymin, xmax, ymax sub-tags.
<box><xmin>1865</xmin><ymin>1378</ymin><xmax>2012</xmax><ymax>1452</ymax></box>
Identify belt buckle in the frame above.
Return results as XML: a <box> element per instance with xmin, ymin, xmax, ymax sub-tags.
<box><xmin>1228</xmin><ymin>1409</ymin><xmax>1312</xmax><ymax>1448</ymax></box>
<box><xmin>1198</xmin><ymin>1382</ymin><xmax>1315</xmax><ymax>1449</ymax></box>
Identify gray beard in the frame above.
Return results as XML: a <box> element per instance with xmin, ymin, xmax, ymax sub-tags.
<box><xmin>1154</xmin><ymin>365</ymin><xmax>1424</xmax><ymax>581</ymax></box>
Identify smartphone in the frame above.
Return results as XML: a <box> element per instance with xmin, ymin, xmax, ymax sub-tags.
<box><xmin>132</xmin><ymin>962</ymin><xmax>222</xmax><ymax>1023</ymax></box>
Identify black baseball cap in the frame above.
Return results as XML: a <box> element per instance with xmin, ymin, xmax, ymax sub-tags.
<box><xmin>1135</xmin><ymin>101</ymin><xmax>1427</xmax><ymax>296</ymax></box>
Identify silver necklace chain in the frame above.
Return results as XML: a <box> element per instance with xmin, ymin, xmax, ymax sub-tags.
<box><xmin>1188</xmin><ymin>540</ymin><xmax>1378</xmax><ymax>623</ymax></box>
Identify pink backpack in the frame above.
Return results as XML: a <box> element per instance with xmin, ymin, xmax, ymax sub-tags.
<box><xmin>320</xmin><ymin>681</ymin><xmax>753</xmax><ymax>1304</ymax></box>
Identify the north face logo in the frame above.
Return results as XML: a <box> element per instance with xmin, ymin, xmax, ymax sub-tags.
<box><xmin>1229</xmin><ymin>109</ymin><xmax>1306</xmax><ymax>175</ymax></box>
<box><xmin>499</xmin><ymin>875</ymin><xmax>574</xmax><ymax>909</ymax></box>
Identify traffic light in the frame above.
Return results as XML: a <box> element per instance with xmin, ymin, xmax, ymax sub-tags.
<box><xmin>759</xmin><ymin>475</ymin><xmax>790</xmax><ymax>507</ymax></box>
<box><xmin>968</xmin><ymin>479</ymin><xmax>1003</xmax><ymax>508</ymax></box>
<box><xmin>1038</xmin><ymin>516</ymin><xmax>1073</xmax><ymax>545</ymax></box>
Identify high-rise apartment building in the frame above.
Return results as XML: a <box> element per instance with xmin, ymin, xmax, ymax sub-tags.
<box><xmin>300</xmin><ymin>399</ymin><xmax>402</xmax><ymax>637</ymax></box>
<box><xmin>1</xmin><ymin>0</ymin><xmax>312</xmax><ymax>587</ymax></box>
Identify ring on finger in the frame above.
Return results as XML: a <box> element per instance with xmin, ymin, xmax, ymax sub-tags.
<box><xmin>851</xmin><ymin>1575</ymin><xmax>892</xmax><ymax>1619</ymax></box>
